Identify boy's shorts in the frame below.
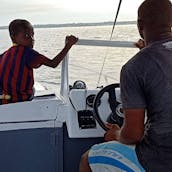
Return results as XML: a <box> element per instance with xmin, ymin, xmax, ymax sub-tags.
<box><xmin>88</xmin><ymin>141</ymin><xmax>145</xmax><ymax>172</ymax></box>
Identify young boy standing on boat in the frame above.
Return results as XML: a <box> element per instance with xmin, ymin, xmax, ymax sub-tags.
<box><xmin>80</xmin><ymin>0</ymin><xmax>172</xmax><ymax>172</ymax></box>
<box><xmin>0</xmin><ymin>19</ymin><xmax>78</xmax><ymax>104</ymax></box>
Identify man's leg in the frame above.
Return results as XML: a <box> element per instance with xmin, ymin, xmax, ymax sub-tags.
<box><xmin>80</xmin><ymin>141</ymin><xmax>145</xmax><ymax>172</ymax></box>
<box><xmin>79</xmin><ymin>150</ymin><xmax>91</xmax><ymax>172</ymax></box>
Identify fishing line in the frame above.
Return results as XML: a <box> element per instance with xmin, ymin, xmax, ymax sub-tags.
<box><xmin>96</xmin><ymin>0</ymin><xmax>123</xmax><ymax>87</ymax></box>
<box><xmin>110</xmin><ymin>0</ymin><xmax>122</xmax><ymax>40</ymax></box>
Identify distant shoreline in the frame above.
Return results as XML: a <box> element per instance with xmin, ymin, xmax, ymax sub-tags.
<box><xmin>0</xmin><ymin>21</ymin><xmax>136</xmax><ymax>30</ymax></box>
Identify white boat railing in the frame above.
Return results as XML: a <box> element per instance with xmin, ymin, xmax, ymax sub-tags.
<box><xmin>76</xmin><ymin>39</ymin><xmax>136</xmax><ymax>48</ymax></box>
<box><xmin>60</xmin><ymin>39</ymin><xmax>136</xmax><ymax>100</ymax></box>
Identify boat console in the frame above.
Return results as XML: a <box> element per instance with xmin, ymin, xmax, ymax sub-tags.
<box><xmin>0</xmin><ymin>39</ymin><xmax>135</xmax><ymax>172</ymax></box>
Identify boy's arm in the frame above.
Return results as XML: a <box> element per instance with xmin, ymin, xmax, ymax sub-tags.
<box><xmin>43</xmin><ymin>35</ymin><xmax>78</xmax><ymax>68</ymax></box>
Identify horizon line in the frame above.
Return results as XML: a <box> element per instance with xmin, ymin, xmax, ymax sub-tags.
<box><xmin>0</xmin><ymin>20</ymin><xmax>136</xmax><ymax>30</ymax></box>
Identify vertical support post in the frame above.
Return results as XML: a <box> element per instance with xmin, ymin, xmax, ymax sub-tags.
<box><xmin>60</xmin><ymin>53</ymin><xmax>69</xmax><ymax>101</ymax></box>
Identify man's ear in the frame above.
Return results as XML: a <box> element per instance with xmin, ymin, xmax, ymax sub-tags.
<box><xmin>137</xmin><ymin>19</ymin><xmax>144</xmax><ymax>31</ymax></box>
<box><xmin>137</xmin><ymin>19</ymin><xmax>144</xmax><ymax>39</ymax></box>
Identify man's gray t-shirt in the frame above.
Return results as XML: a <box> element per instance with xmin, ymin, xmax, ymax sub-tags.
<box><xmin>120</xmin><ymin>38</ymin><xmax>172</xmax><ymax>172</ymax></box>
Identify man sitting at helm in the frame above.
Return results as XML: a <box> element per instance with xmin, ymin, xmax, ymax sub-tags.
<box><xmin>79</xmin><ymin>0</ymin><xmax>172</xmax><ymax>171</ymax></box>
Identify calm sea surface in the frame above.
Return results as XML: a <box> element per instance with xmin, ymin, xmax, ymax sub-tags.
<box><xmin>0</xmin><ymin>24</ymin><xmax>140</xmax><ymax>93</ymax></box>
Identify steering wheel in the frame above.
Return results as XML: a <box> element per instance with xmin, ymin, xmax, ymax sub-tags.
<box><xmin>93</xmin><ymin>83</ymin><xmax>124</xmax><ymax>131</ymax></box>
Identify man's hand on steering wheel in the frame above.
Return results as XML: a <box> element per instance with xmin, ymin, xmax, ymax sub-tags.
<box><xmin>104</xmin><ymin>123</ymin><xmax>121</xmax><ymax>142</ymax></box>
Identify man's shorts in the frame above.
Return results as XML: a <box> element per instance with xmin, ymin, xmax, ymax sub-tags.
<box><xmin>88</xmin><ymin>141</ymin><xmax>145</xmax><ymax>172</ymax></box>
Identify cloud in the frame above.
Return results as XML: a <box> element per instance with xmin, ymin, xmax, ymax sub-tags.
<box><xmin>0</xmin><ymin>0</ymin><xmax>63</xmax><ymax>15</ymax></box>
<box><xmin>0</xmin><ymin>0</ymin><xmax>142</xmax><ymax>26</ymax></box>
<box><xmin>0</xmin><ymin>0</ymin><xmax>64</xmax><ymax>25</ymax></box>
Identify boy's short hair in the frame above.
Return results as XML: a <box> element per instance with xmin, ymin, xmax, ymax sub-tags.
<box><xmin>9</xmin><ymin>19</ymin><xmax>32</xmax><ymax>40</ymax></box>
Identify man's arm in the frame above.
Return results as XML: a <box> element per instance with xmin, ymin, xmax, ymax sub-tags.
<box><xmin>119</xmin><ymin>108</ymin><xmax>145</xmax><ymax>144</ymax></box>
<box><xmin>104</xmin><ymin>108</ymin><xmax>145</xmax><ymax>145</ymax></box>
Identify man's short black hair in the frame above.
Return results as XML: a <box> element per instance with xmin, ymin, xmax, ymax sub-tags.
<box><xmin>138</xmin><ymin>0</ymin><xmax>172</xmax><ymax>28</ymax></box>
<box><xmin>9</xmin><ymin>19</ymin><xmax>32</xmax><ymax>38</ymax></box>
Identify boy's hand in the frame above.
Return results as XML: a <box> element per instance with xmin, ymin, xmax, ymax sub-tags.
<box><xmin>65</xmin><ymin>35</ymin><xmax>78</xmax><ymax>47</ymax></box>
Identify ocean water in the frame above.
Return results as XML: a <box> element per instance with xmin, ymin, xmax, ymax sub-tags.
<box><xmin>0</xmin><ymin>24</ymin><xmax>140</xmax><ymax>93</ymax></box>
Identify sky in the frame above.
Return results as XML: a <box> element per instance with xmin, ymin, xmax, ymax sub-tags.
<box><xmin>0</xmin><ymin>0</ymin><xmax>144</xmax><ymax>26</ymax></box>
